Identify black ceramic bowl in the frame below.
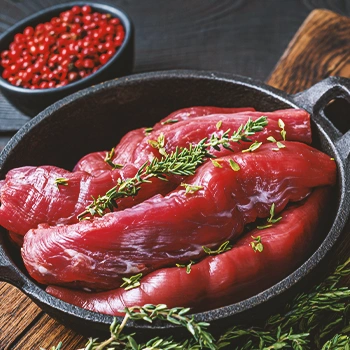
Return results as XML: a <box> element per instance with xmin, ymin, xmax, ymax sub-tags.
<box><xmin>0</xmin><ymin>2</ymin><xmax>134</xmax><ymax>116</ymax></box>
<box><xmin>0</xmin><ymin>70</ymin><xmax>350</xmax><ymax>337</ymax></box>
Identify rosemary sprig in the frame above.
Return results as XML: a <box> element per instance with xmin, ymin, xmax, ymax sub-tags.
<box><xmin>78</xmin><ymin>117</ymin><xmax>268</xmax><ymax>220</ymax></box>
<box><xmin>44</xmin><ymin>259</ymin><xmax>350</xmax><ymax>350</ymax></box>
<box><xmin>202</xmin><ymin>241</ymin><xmax>232</xmax><ymax>255</ymax></box>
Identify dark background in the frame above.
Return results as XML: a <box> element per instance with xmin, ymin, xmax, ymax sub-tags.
<box><xmin>0</xmin><ymin>0</ymin><xmax>350</xmax><ymax>144</ymax></box>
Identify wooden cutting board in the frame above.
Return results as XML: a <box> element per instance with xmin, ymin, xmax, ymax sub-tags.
<box><xmin>1</xmin><ymin>8</ymin><xmax>350</xmax><ymax>349</ymax></box>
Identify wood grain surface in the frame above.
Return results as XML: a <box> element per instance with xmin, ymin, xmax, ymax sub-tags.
<box><xmin>1</xmin><ymin>4</ymin><xmax>350</xmax><ymax>350</ymax></box>
<box><xmin>268</xmin><ymin>9</ymin><xmax>350</xmax><ymax>93</ymax></box>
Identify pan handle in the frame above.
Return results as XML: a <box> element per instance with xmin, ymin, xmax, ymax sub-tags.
<box><xmin>0</xmin><ymin>234</ymin><xmax>27</xmax><ymax>288</ymax></box>
<box><xmin>291</xmin><ymin>76</ymin><xmax>350</xmax><ymax>161</ymax></box>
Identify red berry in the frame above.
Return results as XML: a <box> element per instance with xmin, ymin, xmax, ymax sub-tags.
<box><xmin>99</xmin><ymin>53</ymin><xmax>109</xmax><ymax>65</ymax></box>
<box><xmin>72</xmin><ymin>6</ymin><xmax>81</xmax><ymax>15</ymax></box>
<box><xmin>68</xmin><ymin>71</ymin><xmax>78</xmax><ymax>82</ymax></box>
<box><xmin>2</xmin><ymin>69</ymin><xmax>10</xmax><ymax>79</ymax></box>
<box><xmin>82</xmin><ymin>5</ymin><xmax>92</xmax><ymax>14</ymax></box>
<box><xmin>0</xmin><ymin>6</ymin><xmax>125</xmax><ymax>89</ymax></box>
<box><xmin>39</xmin><ymin>81</ymin><xmax>49</xmax><ymax>89</ymax></box>
<box><xmin>23</xmin><ymin>26</ymin><xmax>34</xmax><ymax>36</ymax></box>
<box><xmin>32</xmin><ymin>74</ymin><xmax>40</xmax><ymax>85</ymax></box>
<box><xmin>83</xmin><ymin>58</ymin><xmax>94</xmax><ymax>69</ymax></box>
<box><xmin>110</xmin><ymin>18</ymin><xmax>120</xmax><ymax>25</ymax></box>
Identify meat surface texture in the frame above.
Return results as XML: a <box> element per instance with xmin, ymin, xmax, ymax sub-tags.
<box><xmin>74</xmin><ymin>106</ymin><xmax>257</xmax><ymax>174</ymax></box>
<box><xmin>46</xmin><ymin>187</ymin><xmax>330</xmax><ymax>315</ymax></box>
<box><xmin>22</xmin><ymin>142</ymin><xmax>336</xmax><ymax>290</ymax></box>
<box><xmin>0</xmin><ymin>110</ymin><xmax>311</xmax><ymax>236</ymax></box>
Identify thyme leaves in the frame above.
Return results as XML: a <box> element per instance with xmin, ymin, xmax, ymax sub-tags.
<box><xmin>120</xmin><ymin>273</ymin><xmax>142</xmax><ymax>291</ymax></box>
<box><xmin>104</xmin><ymin>148</ymin><xmax>124</xmax><ymax>170</ymax></box>
<box><xmin>77</xmin><ymin>117</ymin><xmax>268</xmax><ymax>220</ymax></box>
<box><xmin>181</xmin><ymin>183</ymin><xmax>203</xmax><ymax>195</ymax></box>
<box><xmin>144</xmin><ymin>127</ymin><xmax>153</xmax><ymax>136</ymax></box>
<box><xmin>44</xmin><ymin>258</ymin><xmax>350</xmax><ymax>350</ymax></box>
<box><xmin>202</xmin><ymin>241</ymin><xmax>232</xmax><ymax>256</ymax></box>
<box><xmin>278</xmin><ymin>118</ymin><xmax>286</xmax><ymax>141</ymax></box>
<box><xmin>250</xmin><ymin>235</ymin><xmax>264</xmax><ymax>253</ymax></box>
<box><xmin>257</xmin><ymin>203</ymin><xmax>282</xmax><ymax>230</ymax></box>
<box><xmin>161</xmin><ymin>119</ymin><xmax>179</xmax><ymax>125</ymax></box>
<box><xmin>54</xmin><ymin>178</ymin><xmax>69</xmax><ymax>187</ymax></box>
<box><xmin>176</xmin><ymin>260</ymin><xmax>195</xmax><ymax>274</ymax></box>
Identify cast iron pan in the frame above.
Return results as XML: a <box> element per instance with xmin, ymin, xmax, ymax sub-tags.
<box><xmin>0</xmin><ymin>70</ymin><xmax>349</xmax><ymax>337</ymax></box>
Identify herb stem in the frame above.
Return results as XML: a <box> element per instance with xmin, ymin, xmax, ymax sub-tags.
<box><xmin>78</xmin><ymin>117</ymin><xmax>268</xmax><ymax>220</ymax></box>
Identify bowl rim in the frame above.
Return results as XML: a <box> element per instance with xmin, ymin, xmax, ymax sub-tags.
<box><xmin>0</xmin><ymin>1</ymin><xmax>133</xmax><ymax>95</ymax></box>
<box><xmin>0</xmin><ymin>69</ymin><xmax>347</xmax><ymax>329</ymax></box>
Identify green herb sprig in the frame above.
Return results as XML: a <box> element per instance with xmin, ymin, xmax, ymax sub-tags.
<box><xmin>202</xmin><ymin>241</ymin><xmax>232</xmax><ymax>256</ymax></box>
<box><xmin>250</xmin><ymin>235</ymin><xmax>263</xmax><ymax>253</ymax></box>
<box><xmin>176</xmin><ymin>260</ymin><xmax>196</xmax><ymax>274</ymax></box>
<box><xmin>54</xmin><ymin>178</ymin><xmax>69</xmax><ymax>187</ymax></box>
<box><xmin>257</xmin><ymin>203</ymin><xmax>282</xmax><ymax>230</ymax></box>
<box><xmin>162</xmin><ymin>119</ymin><xmax>179</xmax><ymax>125</ymax></box>
<box><xmin>78</xmin><ymin>117</ymin><xmax>268</xmax><ymax>220</ymax></box>
<box><xmin>120</xmin><ymin>273</ymin><xmax>143</xmax><ymax>291</ymax></box>
<box><xmin>43</xmin><ymin>258</ymin><xmax>350</xmax><ymax>350</ymax></box>
<box><xmin>104</xmin><ymin>148</ymin><xmax>124</xmax><ymax>170</ymax></box>
<box><xmin>181</xmin><ymin>183</ymin><xmax>204</xmax><ymax>195</ymax></box>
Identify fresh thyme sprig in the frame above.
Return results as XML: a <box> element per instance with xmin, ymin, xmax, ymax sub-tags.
<box><xmin>202</xmin><ymin>241</ymin><xmax>232</xmax><ymax>255</ymax></box>
<box><xmin>44</xmin><ymin>258</ymin><xmax>350</xmax><ymax>350</ymax></box>
<box><xmin>77</xmin><ymin>117</ymin><xmax>268</xmax><ymax>220</ymax></box>
<box><xmin>257</xmin><ymin>203</ymin><xmax>282</xmax><ymax>230</ymax></box>
<box><xmin>181</xmin><ymin>183</ymin><xmax>204</xmax><ymax>195</ymax></box>
<box><xmin>162</xmin><ymin>119</ymin><xmax>179</xmax><ymax>125</ymax></box>
<box><xmin>144</xmin><ymin>127</ymin><xmax>153</xmax><ymax>136</ymax></box>
<box><xmin>250</xmin><ymin>235</ymin><xmax>263</xmax><ymax>253</ymax></box>
<box><xmin>77</xmin><ymin>304</ymin><xmax>215</xmax><ymax>350</ymax></box>
<box><xmin>176</xmin><ymin>260</ymin><xmax>196</xmax><ymax>274</ymax></box>
<box><xmin>54</xmin><ymin>177</ymin><xmax>69</xmax><ymax>187</ymax></box>
<box><xmin>104</xmin><ymin>148</ymin><xmax>124</xmax><ymax>170</ymax></box>
<box><xmin>120</xmin><ymin>273</ymin><xmax>143</xmax><ymax>291</ymax></box>
<box><xmin>278</xmin><ymin>119</ymin><xmax>286</xmax><ymax>141</ymax></box>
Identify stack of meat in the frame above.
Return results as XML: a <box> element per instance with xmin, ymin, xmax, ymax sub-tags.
<box><xmin>0</xmin><ymin>106</ymin><xmax>336</xmax><ymax>315</ymax></box>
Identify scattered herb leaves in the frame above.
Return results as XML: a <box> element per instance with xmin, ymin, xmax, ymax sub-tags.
<box><xmin>250</xmin><ymin>235</ymin><xmax>264</xmax><ymax>253</ymax></box>
<box><xmin>54</xmin><ymin>178</ymin><xmax>69</xmax><ymax>187</ymax></box>
<box><xmin>203</xmin><ymin>241</ymin><xmax>232</xmax><ymax>255</ymax></box>
<box><xmin>120</xmin><ymin>273</ymin><xmax>143</xmax><ymax>291</ymax></box>
<box><xmin>181</xmin><ymin>183</ymin><xmax>204</xmax><ymax>195</ymax></box>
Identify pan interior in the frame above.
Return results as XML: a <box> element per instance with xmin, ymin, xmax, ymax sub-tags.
<box><xmin>0</xmin><ymin>73</ymin><xmax>340</xmax><ymax>328</ymax></box>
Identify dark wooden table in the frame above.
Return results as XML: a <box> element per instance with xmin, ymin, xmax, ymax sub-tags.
<box><xmin>1</xmin><ymin>1</ymin><xmax>350</xmax><ymax>349</ymax></box>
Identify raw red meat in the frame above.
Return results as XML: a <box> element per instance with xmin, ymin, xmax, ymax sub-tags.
<box><xmin>0</xmin><ymin>110</ymin><xmax>311</xmax><ymax>235</ymax></box>
<box><xmin>131</xmin><ymin>109</ymin><xmax>311</xmax><ymax>167</ymax></box>
<box><xmin>22</xmin><ymin>142</ymin><xmax>336</xmax><ymax>290</ymax></box>
<box><xmin>46</xmin><ymin>188</ymin><xmax>330</xmax><ymax>315</ymax></box>
<box><xmin>0</xmin><ymin>164</ymin><xmax>174</xmax><ymax>235</ymax></box>
<box><xmin>74</xmin><ymin>107</ymin><xmax>256</xmax><ymax>174</ymax></box>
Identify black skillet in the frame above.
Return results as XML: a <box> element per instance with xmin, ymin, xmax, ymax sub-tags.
<box><xmin>0</xmin><ymin>70</ymin><xmax>349</xmax><ymax>336</ymax></box>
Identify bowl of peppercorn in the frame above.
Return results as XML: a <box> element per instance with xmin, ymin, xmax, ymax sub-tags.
<box><xmin>0</xmin><ymin>2</ymin><xmax>134</xmax><ymax>116</ymax></box>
